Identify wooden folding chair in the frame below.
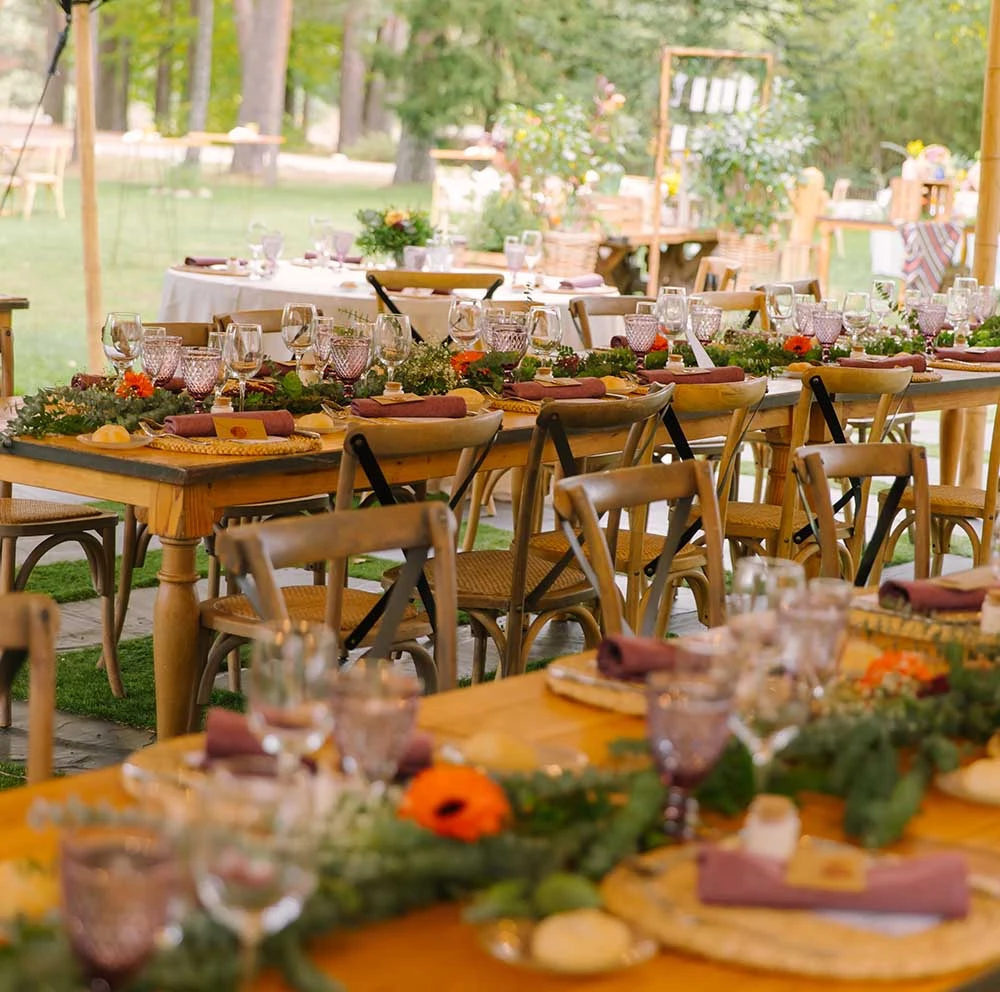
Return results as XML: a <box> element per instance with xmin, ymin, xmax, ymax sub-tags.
<box><xmin>693</xmin><ymin>256</ymin><xmax>741</xmax><ymax>293</ymax></box>
<box><xmin>568</xmin><ymin>295</ymin><xmax>655</xmax><ymax>350</ymax></box>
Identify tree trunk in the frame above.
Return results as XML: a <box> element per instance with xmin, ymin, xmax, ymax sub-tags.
<box><xmin>153</xmin><ymin>0</ymin><xmax>174</xmax><ymax>131</ymax></box>
<box><xmin>393</xmin><ymin>125</ymin><xmax>433</xmax><ymax>184</ymax></box>
<box><xmin>363</xmin><ymin>14</ymin><xmax>404</xmax><ymax>135</ymax></box>
<box><xmin>337</xmin><ymin>4</ymin><xmax>366</xmax><ymax>152</ymax></box>
<box><xmin>42</xmin><ymin>4</ymin><xmax>68</xmax><ymax>124</ymax></box>
<box><xmin>183</xmin><ymin>0</ymin><xmax>214</xmax><ymax>166</ymax></box>
<box><xmin>231</xmin><ymin>0</ymin><xmax>294</xmax><ymax>183</ymax></box>
<box><xmin>94</xmin><ymin>10</ymin><xmax>121</xmax><ymax>131</ymax></box>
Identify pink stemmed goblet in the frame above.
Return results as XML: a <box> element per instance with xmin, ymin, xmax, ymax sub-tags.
<box><xmin>916</xmin><ymin>302</ymin><xmax>948</xmax><ymax>355</ymax></box>
<box><xmin>623</xmin><ymin>313</ymin><xmax>659</xmax><ymax>366</ymax></box>
<box><xmin>689</xmin><ymin>304</ymin><xmax>722</xmax><ymax>345</ymax></box>
<box><xmin>142</xmin><ymin>334</ymin><xmax>183</xmax><ymax>388</ymax></box>
<box><xmin>811</xmin><ymin>307</ymin><xmax>844</xmax><ymax>363</ymax></box>
<box><xmin>182</xmin><ymin>346</ymin><xmax>223</xmax><ymax>412</ymax></box>
<box><xmin>329</xmin><ymin>326</ymin><xmax>372</xmax><ymax>398</ymax></box>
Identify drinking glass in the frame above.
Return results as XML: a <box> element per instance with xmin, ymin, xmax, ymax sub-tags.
<box><xmin>247</xmin><ymin>221</ymin><xmax>268</xmax><ymax>280</ymax></box>
<box><xmin>60</xmin><ymin>825</ymin><xmax>178</xmax><ymax>991</ymax></box>
<box><xmin>793</xmin><ymin>294</ymin><xmax>819</xmax><ymax>336</ymax></box>
<box><xmin>504</xmin><ymin>235</ymin><xmax>527</xmax><ymax>286</ymax></box>
<box><xmin>280</xmin><ymin>303</ymin><xmax>317</xmax><ymax>379</ymax></box>
<box><xmin>181</xmin><ymin>346</ymin><xmax>223</xmax><ymax>412</ymax></box>
<box><xmin>689</xmin><ymin>304</ymin><xmax>722</xmax><ymax>345</ymax></box>
<box><xmin>207</xmin><ymin>329</ymin><xmax>229</xmax><ymax>399</ymax></box>
<box><xmin>260</xmin><ymin>231</ymin><xmax>284</xmax><ymax>279</ymax></box>
<box><xmin>811</xmin><ymin>305</ymin><xmax>844</xmax><ymax>362</ymax></box>
<box><xmin>402</xmin><ymin>245</ymin><xmax>427</xmax><ymax>271</ymax></box>
<box><xmin>655</xmin><ymin>287</ymin><xmax>688</xmax><ymax>355</ymax></box>
<box><xmin>374</xmin><ymin>313</ymin><xmax>412</xmax><ymax>392</ymax></box>
<box><xmin>521</xmin><ymin>229</ymin><xmax>543</xmax><ymax>287</ymax></box>
<box><xmin>309</xmin><ymin>215</ymin><xmax>333</xmax><ymax>267</ymax></box>
<box><xmin>330</xmin><ymin>664</ymin><xmax>422</xmax><ymax>786</ymax></box>
<box><xmin>311</xmin><ymin>316</ymin><xmax>335</xmax><ymax>380</ymax></box>
<box><xmin>842</xmin><ymin>291</ymin><xmax>870</xmax><ymax>346</ymax></box>
<box><xmin>779</xmin><ymin>579</ymin><xmax>852</xmax><ymax>696</ymax></box>
<box><xmin>647</xmin><ymin>637</ymin><xmax>735</xmax><ymax>840</ymax></box>
<box><xmin>329</xmin><ymin>323</ymin><xmax>373</xmax><ymax>398</ymax></box>
<box><xmin>954</xmin><ymin>276</ymin><xmax>979</xmax><ymax>298</ymax></box>
<box><xmin>527</xmin><ymin>305</ymin><xmax>562</xmax><ymax>360</ymax></box>
<box><xmin>425</xmin><ymin>235</ymin><xmax>453</xmax><ymax>272</ymax></box>
<box><xmin>331</xmin><ymin>230</ymin><xmax>354</xmax><ymax>269</ymax></box>
<box><xmin>915</xmin><ymin>302</ymin><xmax>948</xmax><ymax>355</ymax></box>
<box><xmin>192</xmin><ymin>759</ymin><xmax>318</xmax><ymax>990</ymax></box>
<box><xmin>730</xmin><ymin>556</ymin><xmax>806</xmax><ymax>611</ymax></box>
<box><xmin>947</xmin><ymin>285</ymin><xmax>972</xmax><ymax>343</ymax></box>
<box><xmin>102</xmin><ymin>312</ymin><xmax>143</xmax><ymax>382</ymax></box>
<box><xmin>766</xmin><ymin>284</ymin><xmax>795</xmax><ymax>332</ymax></box>
<box><xmin>448</xmin><ymin>298</ymin><xmax>482</xmax><ymax>349</ymax></box>
<box><xmin>870</xmin><ymin>278</ymin><xmax>897</xmax><ymax>330</ymax></box>
<box><xmin>635</xmin><ymin>301</ymin><xmax>656</xmax><ymax>315</ymax></box>
<box><xmin>141</xmin><ymin>332</ymin><xmax>183</xmax><ymax>388</ymax></box>
<box><xmin>975</xmin><ymin>285</ymin><xmax>1000</xmax><ymax>324</ymax></box>
<box><xmin>223</xmin><ymin>323</ymin><xmax>263</xmax><ymax>412</ymax></box>
<box><xmin>622</xmin><ymin>313</ymin><xmax>659</xmax><ymax>364</ymax></box>
<box><xmin>487</xmin><ymin>317</ymin><xmax>530</xmax><ymax>382</ymax></box>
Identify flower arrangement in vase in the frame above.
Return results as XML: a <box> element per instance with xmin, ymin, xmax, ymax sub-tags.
<box><xmin>355</xmin><ymin>207</ymin><xmax>433</xmax><ymax>266</ymax></box>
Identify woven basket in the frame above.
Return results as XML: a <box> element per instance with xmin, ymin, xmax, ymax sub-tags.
<box><xmin>148</xmin><ymin>434</ymin><xmax>321</xmax><ymax>457</ymax></box>
<box><xmin>542</xmin><ymin>230</ymin><xmax>600</xmax><ymax>278</ymax></box>
<box><xmin>715</xmin><ymin>231</ymin><xmax>781</xmax><ymax>289</ymax></box>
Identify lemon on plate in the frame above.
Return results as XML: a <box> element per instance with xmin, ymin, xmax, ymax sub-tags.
<box><xmin>91</xmin><ymin>424</ymin><xmax>131</xmax><ymax>444</ymax></box>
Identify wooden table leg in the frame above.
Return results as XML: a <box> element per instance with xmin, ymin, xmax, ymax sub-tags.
<box><xmin>939</xmin><ymin>409</ymin><xmax>963</xmax><ymax>486</ymax></box>
<box><xmin>763</xmin><ymin>429</ymin><xmax>790</xmax><ymax>507</ymax></box>
<box><xmin>960</xmin><ymin>407</ymin><xmax>987</xmax><ymax>488</ymax></box>
<box><xmin>153</xmin><ymin>537</ymin><xmax>201</xmax><ymax>739</ymax></box>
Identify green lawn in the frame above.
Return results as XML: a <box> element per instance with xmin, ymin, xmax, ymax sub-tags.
<box><xmin>4</xmin><ymin>172</ymin><xmax>431</xmax><ymax>392</ymax></box>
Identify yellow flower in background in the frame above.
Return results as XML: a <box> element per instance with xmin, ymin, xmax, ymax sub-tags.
<box><xmin>906</xmin><ymin>139</ymin><xmax>925</xmax><ymax>158</ymax></box>
<box><xmin>384</xmin><ymin>209</ymin><xmax>407</xmax><ymax>226</ymax></box>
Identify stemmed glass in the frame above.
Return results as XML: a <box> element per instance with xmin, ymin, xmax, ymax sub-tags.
<box><xmin>730</xmin><ymin>556</ymin><xmax>806</xmax><ymax>610</ymax></box>
<box><xmin>260</xmin><ymin>231</ymin><xmax>284</xmax><ymax>279</ymax></box>
<box><xmin>766</xmin><ymin>284</ymin><xmax>795</xmax><ymax>334</ymax></box>
<box><xmin>280</xmin><ymin>303</ymin><xmax>317</xmax><ymax>379</ymax></box>
<box><xmin>915</xmin><ymin>301</ymin><xmax>948</xmax><ymax>355</ymax></box>
<box><xmin>142</xmin><ymin>332</ymin><xmax>183</xmax><ymax>388</ymax></box>
<box><xmin>504</xmin><ymin>235</ymin><xmax>527</xmax><ymax>287</ymax></box>
<box><xmin>811</xmin><ymin>304</ymin><xmax>844</xmax><ymax>363</ymax></box>
<box><xmin>779</xmin><ymin>578</ymin><xmax>852</xmax><ymax>696</ymax></box>
<box><xmin>102</xmin><ymin>312</ymin><xmax>143</xmax><ymax>382</ymax></box>
<box><xmin>622</xmin><ymin>313</ymin><xmax>659</xmax><ymax>366</ymax></box>
<box><xmin>332</xmin><ymin>230</ymin><xmax>354</xmax><ymax>269</ymax></box>
<box><xmin>522</xmin><ymin>230</ymin><xmax>543</xmax><ymax>288</ymax></box>
<box><xmin>842</xmin><ymin>291</ymin><xmax>871</xmax><ymax>349</ymax></box>
<box><xmin>948</xmin><ymin>285</ymin><xmax>972</xmax><ymax>344</ymax></box>
<box><xmin>247</xmin><ymin>221</ymin><xmax>268</xmax><ymax>280</ymax></box>
<box><xmin>329</xmin><ymin>322</ymin><xmax>373</xmax><ymax>398</ymax></box>
<box><xmin>330</xmin><ymin>664</ymin><xmax>422</xmax><ymax>787</ymax></box>
<box><xmin>192</xmin><ymin>759</ymin><xmax>319</xmax><ymax>991</ymax></box>
<box><xmin>207</xmin><ymin>328</ymin><xmax>229</xmax><ymax>401</ymax></box>
<box><xmin>60</xmin><ymin>825</ymin><xmax>179</xmax><ymax>992</ymax></box>
<box><xmin>374</xmin><ymin>313</ymin><xmax>412</xmax><ymax>393</ymax></box>
<box><xmin>527</xmin><ymin>305</ymin><xmax>562</xmax><ymax>361</ymax></box>
<box><xmin>655</xmin><ymin>287</ymin><xmax>688</xmax><ymax>355</ymax></box>
<box><xmin>181</xmin><ymin>347</ymin><xmax>223</xmax><ymax>412</ymax></box>
<box><xmin>223</xmin><ymin>322</ymin><xmax>263</xmax><ymax>412</ymax></box>
<box><xmin>448</xmin><ymin>299</ymin><xmax>482</xmax><ymax>349</ymax></box>
<box><xmin>311</xmin><ymin>316</ymin><xmax>335</xmax><ymax>380</ymax></box>
<box><xmin>487</xmin><ymin>316</ymin><xmax>530</xmax><ymax>383</ymax></box>
<box><xmin>975</xmin><ymin>285</ymin><xmax>999</xmax><ymax>324</ymax></box>
<box><xmin>309</xmin><ymin>216</ymin><xmax>333</xmax><ymax>266</ymax></box>
<box><xmin>793</xmin><ymin>294</ymin><xmax>819</xmax><ymax>337</ymax></box>
<box><xmin>689</xmin><ymin>304</ymin><xmax>722</xmax><ymax>345</ymax></box>
<box><xmin>870</xmin><ymin>278</ymin><xmax>897</xmax><ymax>331</ymax></box>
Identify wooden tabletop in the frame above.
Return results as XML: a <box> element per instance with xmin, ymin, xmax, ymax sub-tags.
<box><xmin>2</xmin><ymin>667</ymin><xmax>999</xmax><ymax>991</ymax></box>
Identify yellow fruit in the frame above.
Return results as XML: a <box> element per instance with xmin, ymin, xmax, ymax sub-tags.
<box><xmin>92</xmin><ymin>424</ymin><xmax>131</xmax><ymax>444</ymax></box>
<box><xmin>447</xmin><ymin>387</ymin><xmax>485</xmax><ymax>412</ymax></box>
<box><xmin>531</xmin><ymin>909</ymin><xmax>632</xmax><ymax>973</ymax></box>
<box><xmin>461</xmin><ymin>730</ymin><xmax>538</xmax><ymax>772</ymax></box>
<box><xmin>297</xmin><ymin>412</ymin><xmax>334</xmax><ymax>430</ymax></box>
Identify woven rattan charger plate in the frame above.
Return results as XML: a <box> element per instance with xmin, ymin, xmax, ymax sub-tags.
<box><xmin>929</xmin><ymin>358</ymin><xmax>1000</xmax><ymax>373</ymax></box>
<box><xmin>148</xmin><ymin>434</ymin><xmax>322</xmax><ymax>456</ymax></box>
<box><xmin>601</xmin><ymin>845</ymin><xmax>1000</xmax><ymax>980</ymax></box>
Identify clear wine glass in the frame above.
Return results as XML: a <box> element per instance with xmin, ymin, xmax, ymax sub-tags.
<box><xmin>689</xmin><ymin>304</ymin><xmax>722</xmax><ymax>345</ymax></box>
<box><xmin>102</xmin><ymin>312</ymin><xmax>143</xmax><ymax>382</ymax></box>
<box><xmin>207</xmin><ymin>329</ymin><xmax>229</xmax><ymax>401</ymax></box>
<box><xmin>521</xmin><ymin>229</ymin><xmax>543</xmax><ymax>288</ymax></box>
<box><xmin>766</xmin><ymin>284</ymin><xmax>795</xmax><ymax>333</ymax></box>
<box><xmin>622</xmin><ymin>313</ymin><xmax>659</xmax><ymax>365</ymax></box>
<box><xmin>778</xmin><ymin>579</ymin><xmax>852</xmax><ymax>697</ymax></box>
<box><xmin>975</xmin><ymin>285</ymin><xmax>1000</xmax><ymax>324</ymax></box>
<box><xmin>260</xmin><ymin>230</ymin><xmax>284</xmax><ymax>279</ymax></box>
<box><xmin>655</xmin><ymin>286</ymin><xmax>688</xmax><ymax>355</ymax></box>
<box><xmin>311</xmin><ymin>316</ymin><xmax>335</xmax><ymax>380</ymax></box>
<box><xmin>308</xmin><ymin>216</ymin><xmax>333</xmax><ymax>267</ymax></box>
<box><xmin>448</xmin><ymin>298</ymin><xmax>482</xmax><ymax>349</ymax></box>
<box><xmin>527</xmin><ymin>305</ymin><xmax>562</xmax><ymax>361</ymax></box>
<box><xmin>504</xmin><ymin>235</ymin><xmax>527</xmax><ymax>287</ymax></box>
<box><xmin>331</xmin><ymin>230</ymin><xmax>354</xmax><ymax>269</ymax></box>
<box><xmin>948</xmin><ymin>286</ymin><xmax>972</xmax><ymax>344</ymax></box>
<box><xmin>915</xmin><ymin>302</ymin><xmax>948</xmax><ymax>355</ymax></box>
<box><xmin>811</xmin><ymin>305</ymin><xmax>844</xmax><ymax>363</ymax></box>
<box><xmin>329</xmin><ymin>664</ymin><xmax>422</xmax><ymax>787</ymax></box>
<box><xmin>60</xmin><ymin>825</ymin><xmax>179</xmax><ymax>991</ymax></box>
<box><xmin>192</xmin><ymin>759</ymin><xmax>318</xmax><ymax>991</ymax></box>
<box><xmin>280</xmin><ymin>303</ymin><xmax>317</xmax><ymax>379</ymax></box>
<box><xmin>247</xmin><ymin>221</ymin><xmax>268</xmax><ymax>280</ymax></box>
<box><xmin>141</xmin><ymin>333</ymin><xmax>183</xmax><ymax>388</ymax></box>
<box><xmin>329</xmin><ymin>323</ymin><xmax>373</xmax><ymax>398</ymax></box>
<box><xmin>870</xmin><ymin>278</ymin><xmax>897</xmax><ymax>331</ymax></box>
<box><xmin>730</xmin><ymin>556</ymin><xmax>806</xmax><ymax>612</ymax></box>
<box><xmin>223</xmin><ymin>322</ymin><xmax>263</xmax><ymax>412</ymax></box>
<box><xmin>792</xmin><ymin>294</ymin><xmax>819</xmax><ymax>336</ymax></box>
<box><xmin>374</xmin><ymin>313</ymin><xmax>412</xmax><ymax>393</ymax></box>
<box><xmin>842</xmin><ymin>291</ymin><xmax>871</xmax><ymax>349</ymax></box>
<box><xmin>181</xmin><ymin>346</ymin><xmax>222</xmax><ymax>413</ymax></box>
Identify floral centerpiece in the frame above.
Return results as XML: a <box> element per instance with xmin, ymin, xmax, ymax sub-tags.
<box><xmin>355</xmin><ymin>207</ymin><xmax>432</xmax><ymax>266</ymax></box>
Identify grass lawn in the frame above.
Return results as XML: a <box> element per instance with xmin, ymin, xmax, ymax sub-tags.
<box><xmin>4</xmin><ymin>172</ymin><xmax>431</xmax><ymax>392</ymax></box>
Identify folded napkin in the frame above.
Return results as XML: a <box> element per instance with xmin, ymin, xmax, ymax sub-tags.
<box><xmin>837</xmin><ymin>354</ymin><xmax>927</xmax><ymax>373</ymax></box>
<box><xmin>697</xmin><ymin>846</ymin><xmax>969</xmax><ymax>919</ymax></box>
<box><xmin>162</xmin><ymin>410</ymin><xmax>296</xmax><ymax>437</ymax></box>
<box><xmin>878</xmin><ymin>577</ymin><xmax>994</xmax><ymax>614</ymax></box>
<box><xmin>349</xmin><ymin>396</ymin><xmax>467</xmax><ymax>419</ymax></box>
<box><xmin>640</xmin><ymin>366</ymin><xmax>745</xmax><ymax>385</ymax></box>
<box><xmin>505</xmin><ymin>378</ymin><xmax>607</xmax><ymax>401</ymax></box>
<box><xmin>183</xmin><ymin>255</ymin><xmax>245</xmax><ymax>268</ymax></box>
<box><xmin>935</xmin><ymin>346</ymin><xmax>1000</xmax><ymax>363</ymax></box>
<box><xmin>304</xmin><ymin>251</ymin><xmax>362</xmax><ymax>264</ymax></box>
<box><xmin>559</xmin><ymin>273</ymin><xmax>606</xmax><ymax>290</ymax></box>
<box><xmin>597</xmin><ymin>634</ymin><xmax>677</xmax><ymax>681</ymax></box>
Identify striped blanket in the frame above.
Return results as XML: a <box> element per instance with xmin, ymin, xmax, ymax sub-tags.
<box><xmin>898</xmin><ymin>221</ymin><xmax>964</xmax><ymax>295</ymax></box>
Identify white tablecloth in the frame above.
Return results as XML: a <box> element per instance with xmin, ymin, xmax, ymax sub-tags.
<box><xmin>159</xmin><ymin>263</ymin><xmax>623</xmax><ymax>353</ymax></box>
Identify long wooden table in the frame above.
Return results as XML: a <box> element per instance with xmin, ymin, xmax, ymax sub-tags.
<box><xmin>0</xmin><ymin>369</ymin><xmax>997</xmax><ymax>739</ymax></box>
<box><xmin>2</xmin><ymin>669</ymin><xmax>1000</xmax><ymax>991</ymax></box>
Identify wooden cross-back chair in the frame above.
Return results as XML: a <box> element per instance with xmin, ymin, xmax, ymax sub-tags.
<box><xmin>0</xmin><ymin>592</ymin><xmax>58</xmax><ymax>784</ymax></box>
<box><xmin>752</xmin><ymin>277</ymin><xmax>823</xmax><ymax>301</ymax></box>
<box><xmin>696</xmin><ymin>290</ymin><xmax>771</xmax><ymax>332</ymax></box>
<box><xmin>568</xmin><ymin>295</ymin><xmax>655</xmax><ymax>350</ymax></box>
<box><xmin>793</xmin><ymin>443</ymin><xmax>931</xmax><ymax>586</ymax></box>
<box><xmin>554</xmin><ymin>458</ymin><xmax>726</xmax><ymax>637</ymax></box>
<box><xmin>693</xmin><ymin>256</ymin><xmax>741</xmax><ymax>293</ymax></box>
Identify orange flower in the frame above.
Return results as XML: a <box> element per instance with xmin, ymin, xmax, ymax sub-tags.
<box><xmin>115</xmin><ymin>370</ymin><xmax>154</xmax><ymax>399</ymax></box>
<box><xmin>451</xmin><ymin>350</ymin><xmax>485</xmax><ymax>376</ymax></box>
<box><xmin>398</xmin><ymin>765</ymin><xmax>511</xmax><ymax>842</ymax></box>
<box><xmin>649</xmin><ymin>334</ymin><xmax>670</xmax><ymax>352</ymax></box>
<box><xmin>859</xmin><ymin>650</ymin><xmax>934</xmax><ymax>689</ymax></box>
<box><xmin>783</xmin><ymin>335</ymin><xmax>813</xmax><ymax>357</ymax></box>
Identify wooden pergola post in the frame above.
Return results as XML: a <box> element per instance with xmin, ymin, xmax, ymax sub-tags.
<box><xmin>73</xmin><ymin>0</ymin><xmax>104</xmax><ymax>373</ymax></box>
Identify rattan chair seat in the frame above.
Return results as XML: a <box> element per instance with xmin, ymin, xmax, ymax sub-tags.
<box><xmin>528</xmin><ymin>529</ymin><xmax>707</xmax><ymax>571</ymax></box>
<box><xmin>886</xmin><ymin>484</ymin><xmax>985</xmax><ymax>517</ymax></box>
<box><xmin>0</xmin><ymin>499</ymin><xmax>105</xmax><ymax>526</ymax></box>
<box><xmin>725</xmin><ymin>502</ymin><xmax>816</xmax><ymax>540</ymax></box>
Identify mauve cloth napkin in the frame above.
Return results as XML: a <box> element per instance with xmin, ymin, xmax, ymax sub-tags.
<box><xmin>559</xmin><ymin>273</ymin><xmax>606</xmax><ymax>290</ymax></box>
<box><xmin>184</xmin><ymin>255</ymin><xmax>228</xmax><ymax>267</ymax></box>
<box><xmin>349</xmin><ymin>396</ymin><xmax>467</xmax><ymax>418</ymax></box>
<box><xmin>596</xmin><ymin>634</ymin><xmax>677</xmax><ymax>681</ymax></box>
<box><xmin>838</xmin><ymin>354</ymin><xmax>927</xmax><ymax>373</ymax></box>
<box><xmin>878</xmin><ymin>577</ymin><xmax>993</xmax><ymax>614</ymax></box>
<box><xmin>697</xmin><ymin>846</ymin><xmax>969</xmax><ymax>918</ymax></box>
<box><xmin>935</xmin><ymin>346</ymin><xmax>1000</xmax><ymax>363</ymax></box>
<box><xmin>505</xmin><ymin>378</ymin><xmax>606</xmax><ymax>401</ymax></box>
<box><xmin>162</xmin><ymin>410</ymin><xmax>296</xmax><ymax>437</ymax></box>
<box><xmin>304</xmin><ymin>251</ymin><xmax>363</xmax><ymax>264</ymax></box>
<box><xmin>640</xmin><ymin>366</ymin><xmax>745</xmax><ymax>385</ymax></box>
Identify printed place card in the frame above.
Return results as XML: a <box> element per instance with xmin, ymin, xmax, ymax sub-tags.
<box><xmin>786</xmin><ymin>842</ymin><xmax>867</xmax><ymax>892</ymax></box>
<box><xmin>213</xmin><ymin>416</ymin><xmax>268</xmax><ymax>440</ymax></box>
<box><xmin>370</xmin><ymin>393</ymin><xmax>425</xmax><ymax>406</ymax></box>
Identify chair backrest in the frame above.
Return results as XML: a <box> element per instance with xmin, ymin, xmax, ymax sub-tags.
<box><xmin>0</xmin><ymin>593</ymin><xmax>58</xmax><ymax>784</ymax></box>
<box><xmin>693</xmin><ymin>256</ymin><xmax>741</xmax><ymax>293</ymax></box>
<box><xmin>752</xmin><ymin>277</ymin><xmax>822</xmax><ymax>302</ymax></box>
<box><xmin>214</xmin><ymin>501</ymin><xmax>460</xmax><ymax>687</ymax></box>
<box><xmin>148</xmin><ymin>321</ymin><xmax>213</xmax><ymax>347</ymax></box>
<box><xmin>696</xmin><ymin>290</ymin><xmax>770</xmax><ymax>332</ymax></box>
<box><xmin>213</xmin><ymin>308</ymin><xmax>325</xmax><ymax>335</ymax></box>
<box><xmin>568</xmin><ymin>295</ymin><xmax>656</xmax><ymax>350</ymax></box>
<box><xmin>554</xmin><ymin>458</ymin><xmax>725</xmax><ymax>634</ymax></box>
<box><xmin>793</xmin><ymin>442</ymin><xmax>930</xmax><ymax>585</ymax></box>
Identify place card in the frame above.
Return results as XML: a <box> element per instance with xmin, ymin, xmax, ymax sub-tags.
<box><xmin>369</xmin><ymin>392</ymin><xmax>425</xmax><ymax>405</ymax></box>
<box><xmin>786</xmin><ymin>842</ymin><xmax>867</xmax><ymax>892</ymax></box>
<box><xmin>213</xmin><ymin>416</ymin><xmax>268</xmax><ymax>440</ymax></box>
<box><xmin>534</xmin><ymin>377</ymin><xmax>581</xmax><ymax>387</ymax></box>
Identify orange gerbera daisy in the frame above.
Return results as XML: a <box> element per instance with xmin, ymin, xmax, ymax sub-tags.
<box><xmin>649</xmin><ymin>334</ymin><xmax>670</xmax><ymax>352</ymax></box>
<box><xmin>115</xmin><ymin>370</ymin><xmax>154</xmax><ymax>399</ymax></box>
<box><xmin>398</xmin><ymin>765</ymin><xmax>511</xmax><ymax>842</ymax></box>
<box><xmin>783</xmin><ymin>335</ymin><xmax>813</xmax><ymax>357</ymax></box>
<box><xmin>451</xmin><ymin>350</ymin><xmax>486</xmax><ymax>376</ymax></box>
<box><xmin>859</xmin><ymin>650</ymin><xmax>934</xmax><ymax>689</ymax></box>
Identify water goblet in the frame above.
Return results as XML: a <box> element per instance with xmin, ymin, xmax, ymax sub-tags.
<box><xmin>811</xmin><ymin>306</ymin><xmax>844</xmax><ymax>362</ymax></box>
<box><xmin>102</xmin><ymin>311</ymin><xmax>143</xmax><ymax>382</ymax></box>
<box><xmin>260</xmin><ymin>231</ymin><xmax>284</xmax><ymax>279</ymax></box>
<box><xmin>521</xmin><ymin>229</ymin><xmax>543</xmax><ymax>287</ymax></box>
<box><xmin>331</xmin><ymin>230</ymin><xmax>354</xmax><ymax>269</ymax></box>
<box><xmin>60</xmin><ymin>825</ymin><xmax>179</xmax><ymax>991</ymax></box>
<box><xmin>622</xmin><ymin>313</ymin><xmax>659</xmax><ymax>365</ymax></box>
<box><xmin>655</xmin><ymin>287</ymin><xmax>688</xmax><ymax>355</ymax></box>
<box><xmin>870</xmin><ymin>278</ymin><xmax>897</xmax><ymax>330</ymax></box>
<box><xmin>374</xmin><ymin>313</ymin><xmax>412</xmax><ymax>393</ymax></box>
<box><xmin>527</xmin><ymin>305</ymin><xmax>562</xmax><ymax>360</ymax></box>
<box><xmin>488</xmin><ymin>317</ymin><xmax>530</xmax><ymax>383</ymax></box>
<box><xmin>311</xmin><ymin>316</ymin><xmax>335</xmax><ymax>380</ymax></box>
<box><xmin>329</xmin><ymin>323</ymin><xmax>373</xmax><ymax>398</ymax></box>
<box><xmin>779</xmin><ymin>579</ymin><xmax>852</xmax><ymax>696</ymax></box>
<box><xmin>766</xmin><ymin>284</ymin><xmax>795</xmax><ymax>333</ymax></box>
<box><xmin>504</xmin><ymin>235</ymin><xmax>527</xmax><ymax>287</ymax></box>
<box><xmin>842</xmin><ymin>291</ymin><xmax>871</xmax><ymax>348</ymax></box>
<box><xmin>689</xmin><ymin>304</ymin><xmax>722</xmax><ymax>345</ymax></box>
<box><xmin>402</xmin><ymin>244</ymin><xmax>427</xmax><ymax>271</ymax></box>
<box><xmin>975</xmin><ymin>285</ymin><xmax>1000</xmax><ymax>324</ymax></box>
<box><xmin>207</xmin><ymin>328</ymin><xmax>229</xmax><ymax>400</ymax></box>
<box><xmin>309</xmin><ymin>215</ymin><xmax>333</xmax><ymax>267</ymax></box>
<box><xmin>947</xmin><ymin>286</ymin><xmax>972</xmax><ymax>344</ymax></box>
<box><xmin>141</xmin><ymin>332</ymin><xmax>183</xmax><ymax>388</ymax></box>
<box><xmin>426</xmin><ymin>235</ymin><xmax>453</xmax><ymax>272</ymax></box>
<box><xmin>247</xmin><ymin>220</ymin><xmax>268</xmax><ymax>280</ymax></box>
<box><xmin>792</xmin><ymin>294</ymin><xmax>819</xmax><ymax>336</ymax></box>
<box><xmin>915</xmin><ymin>302</ymin><xmax>948</xmax><ymax>355</ymax></box>
<box><xmin>330</xmin><ymin>663</ymin><xmax>422</xmax><ymax>786</ymax></box>
<box><xmin>280</xmin><ymin>303</ymin><xmax>317</xmax><ymax>379</ymax></box>
<box><xmin>730</xmin><ymin>556</ymin><xmax>806</xmax><ymax>612</ymax></box>
<box><xmin>222</xmin><ymin>323</ymin><xmax>263</xmax><ymax>412</ymax></box>
<box><xmin>181</xmin><ymin>346</ymin><xmax>223</xmax><ymax>412</ymax></box>
<box><xmin>448</xmin><ymin>298</ymin><xmax>482</xmax><ymax>349</ymax></box>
